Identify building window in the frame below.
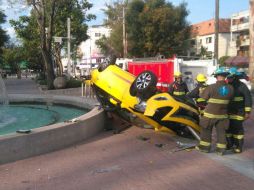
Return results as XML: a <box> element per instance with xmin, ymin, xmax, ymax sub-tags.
<box><xmin>206</xmin><ymin>37</ymin><xmax>212</xmax><ymax>44</ymax></box>
<box><xmin>95</xmin><ymin>33</ymin><xmax>101</xmax><ymax>37</ymax></box>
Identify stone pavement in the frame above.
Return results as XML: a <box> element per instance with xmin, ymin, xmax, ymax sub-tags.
<box><xmin>1</xmin><ymin>78</ymin><xmax>254</xmax><ymax>190</ymax></box>
<box><xmin>4</xmin><ymin>78</ymin><xmax>41</xmax><ymax>94</ymax></box>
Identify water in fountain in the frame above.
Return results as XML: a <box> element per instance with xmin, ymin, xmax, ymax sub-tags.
<box><xmin>0</xmin><ymin>74</ymin><xmax>9</xmax><ymax>105</ymax></box>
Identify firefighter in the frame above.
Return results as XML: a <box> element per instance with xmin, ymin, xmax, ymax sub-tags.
<box><xmin>226</xmin><ymin>67</ymin><xmax>252</xmax><ymax>153</ymax></box>
<box><xmin>196</xmin><ymin>67</ymin><xmax>234</xmax><ymax>155</ymax></box>
<box><xmin>187</xmin><ymin>74</ymin><xmax>208</xmax><ymax>113</ymax></box>
<box><xmin>168</xmin><ymin>71</ymin><xmax>189</xmax><ymax>98</ymax></box>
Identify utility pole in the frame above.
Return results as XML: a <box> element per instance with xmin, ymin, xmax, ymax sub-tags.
<box><xmin>123</xmin><ymin>5</ymin><xmax>127</xmax><ymax>58</ymax></box>
<box><xmin>67</xmin><ymin>17</ymin><xmax>71</xmax><ymax>75</ymax></box>
<box><xmin>249</xmin><ymin>0</ymin><xmax>254</xmax><ymax>82</ymax></box>
<box><xmin>214</xmin><ymin>0</ymin><xmax>219</xmax><ymax>66</ymax></box>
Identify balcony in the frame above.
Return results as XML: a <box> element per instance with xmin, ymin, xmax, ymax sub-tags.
<box><xmin>231</xmin><ymin>22</ymin><xmax>249</xmax><ymax>32</ymax></box>
<box><xmin>240</xmin><ymin>38</ymin><xmax>250</xmax><ymax>46</ymax></box>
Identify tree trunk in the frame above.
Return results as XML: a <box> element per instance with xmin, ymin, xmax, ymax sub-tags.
<box><xmin>41</xmin><ymin>48</ymin><xmax>55</xmax><ymax>89</ymax></box>
<box><xmin>32</xmin><ymin>0</ymin><xmax>56</xmax><ymax>89</ymax></box>
<box><xmin>17</xmin><ymin>69</ymin><xmax>21</xmax><ymax>79</ymax></box>
<box><xmin>53</xmin><ymin>43</ymin><xmax>63</xmax><ymax>76</ymax></box>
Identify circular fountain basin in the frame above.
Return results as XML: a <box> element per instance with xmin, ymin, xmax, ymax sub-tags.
<box><xmin>0</xmin><ymin>104</ymin><xmax>88</xmax><ymax>136</ymax></box>
<box><xmin>0</xmin><ymin>94</ymin><xmax>105</xmax><ymax>164</ymax></box>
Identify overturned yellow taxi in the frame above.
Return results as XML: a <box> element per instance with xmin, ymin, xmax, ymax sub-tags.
<box><xmin>91</xmin><ymin>63</ymin><xmax>200</xmax><ymax>139</ymax></box>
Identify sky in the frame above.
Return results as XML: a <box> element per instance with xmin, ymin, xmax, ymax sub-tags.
<box><xmin>0</xmin><ymin>0</ymin><xmax>250</xmax><ymax>38</ymax></box>
<box><xmin>87</xmin><ymin>0</ymin><xmax>249</xmax><ymax>25</ymax></box>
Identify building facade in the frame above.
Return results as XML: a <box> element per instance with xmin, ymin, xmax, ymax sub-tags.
<box><xmin>230</xmin><ymin>10</ymin><xmax>250</xmax><ymax>57</ymax></box>
<box><xmin>190</xmin><ymin>19</ymin><xmax>233</xmax><ymax>59</ymax></box>
<box><xmin>78</xmin><ymin>25</ymin><xmax>111</xmax><ymax>68</ymax></box>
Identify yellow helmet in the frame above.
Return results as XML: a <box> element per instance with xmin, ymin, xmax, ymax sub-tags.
<box><xmin>196</xmin><ymin>74</ymin><xmax>207</xmax><ymax>82</ymax></box>
<box><xmin>174</xmin><ymin>71</ymin><xmax>182</xmax><ymax>77</ymax></box>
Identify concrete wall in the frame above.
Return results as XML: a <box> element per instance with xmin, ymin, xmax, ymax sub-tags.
<box><xmin>0</xmin><ymin>95</ymin><xmax>105</xmax><ymax>165</ymax></box>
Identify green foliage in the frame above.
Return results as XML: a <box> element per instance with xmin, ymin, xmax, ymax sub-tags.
<box><xmin>35</xmin><ymin>73</ymin><xmax>46</xmax><ymax>81</ymax></box>
<box><xmin>97</xmin><ymin>1</ymin><xmax>125</xmax><ymax>57</ymax></box>
<box><xmin>10</xmin><ymin>15</ymin><xmax>44</xmax><ymax>72</ymax></box>
<box><xmin>219</xmin><ymin>56</ymin><xmax>230</xmax><ymax>66</ymax></box>
<box><xmin>53</xmin><ymin>0</ymin><xmax>95</xmax><ymax>47</ymax></box>
<box><xmin>10</xmin><ymin>0</ymin><xmax>95</xmax><ymax>58</ymax></box>
<box><xmin>66</xmin><ymin>78</ymin><xmax>82</xmax><ymax>88</ymax></box>
<box><xmin>35</xmin><ymin>73</ymin><xmax>47</xmax><ymax>85</ymax></box>
<box><xmin>98</xmin><ymin>0</ymin><xmax>190</xmax><ymax>58</ymax></box>
<box><xmin>2</xmin><ymin>44</ymin><xmax>23</xmax><ymax>72</ymax></box>
<box><xmin>38</xmin><ymin>79</ymin><xmax>47</xmax><ymax>85</ymax></box>
<box><xmin>199</xmin><ymin>45</ymin><xmax>208</xmax><ymax>58</ymax></box>
<box><xmin>0</xmin><ymin>10</ymin><xmax>9</xmax><ymax>65</ymax></box>
<box><xmin>8</xmin><ymin>0</ymin><xmax>95</xmax><ymax>88</ymax></box>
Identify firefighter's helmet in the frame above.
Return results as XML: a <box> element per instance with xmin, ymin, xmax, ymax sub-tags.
<box><xmin>213</xmin><ymin>67</ymin><xmax>229</xmax><ymax>76</ymax></box>
<box><xmin>228</xmin><ymin>67</ymin><xmax>241</xmax><ymax>77</ymax></box>
<box><xmin>196</xmin><ymin>74</ymin><xmax>207</xmax><ymax>82</ymax></box>
<box><xmin>174</xmin><ymin>71</ymin><xmax>182</xmax><ymax>77</ymax></box>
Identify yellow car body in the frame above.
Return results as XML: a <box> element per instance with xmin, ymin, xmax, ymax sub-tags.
<box><xmin>91</xmin><ymin>65</ymin><xmax>200</xmax><ymax>138</ymax></box>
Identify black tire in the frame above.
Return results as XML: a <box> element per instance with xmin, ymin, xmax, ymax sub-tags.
<box><xmin>129</xmin><ymin>80</ymin><xmax>138</xmax><ymax>96</ymax></box>
<box><xmin>130</xmin><ymin>71</ymin><xmax>157</xmax><ymax>99</ymax></box>
<box><xmin>98</xmin><ymin>59</ymin><xmax>114</xmax><ymax>72</ymax></box>
<box><xmin>98</xmin><ymin>62</ymin><xmax>109</xmax><ymax>72</ymax></box>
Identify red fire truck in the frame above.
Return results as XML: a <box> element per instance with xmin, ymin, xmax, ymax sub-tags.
<box><xmin>116</xmin><ymin>56</ymin><xmax>178</xmax><ymax>92</ymax></box>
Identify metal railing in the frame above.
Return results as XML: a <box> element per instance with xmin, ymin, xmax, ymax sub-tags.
<box><xmin>81</xmin><ymin>80</ymin><xmax>96</xmax><ymax>98</ymax></box>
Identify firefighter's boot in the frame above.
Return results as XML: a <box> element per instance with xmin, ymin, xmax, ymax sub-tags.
<box><xmin>195</xmin><ymin>141</ymin><xmax>211</xmax><ymax>153</ymax></box>
<box><xmin>233</xmin><ymin>139</ymin><xmax>244</xmax><ymax>153</ymax></box>
<box><xmin>216</xmin><ymin>143</ymin><xmax>226</xmax><ymax>156</ymax></box>
<box><xmin>226</xmin><ymin>136</ymin><xmax>234</xmax><ymax>150</ymax></box>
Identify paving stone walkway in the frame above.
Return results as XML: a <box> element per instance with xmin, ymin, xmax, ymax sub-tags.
<box><xmin>1</xmin><ymin>78</ymin><xmax>254</xmax><ymax>190</ymax></box>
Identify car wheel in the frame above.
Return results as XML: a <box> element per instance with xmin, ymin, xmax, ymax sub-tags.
<box><xmin>129</xmin><ymin>81</ymin><xmax>138</xmax><ymax>96</ymax></box>
<box><xmin>98</xmin><ymin>62</ymin><xmax>109</xmax><ymax>72</ymax></box>
<box><xmin>98</xmin><ymin>58</ymin><xmax>113</xmax><ymax>72</ymax></box>
<box><xmin>132</xmin><ymin>71</ymin><xmax>157</xmax><ymax>99</ymax></box>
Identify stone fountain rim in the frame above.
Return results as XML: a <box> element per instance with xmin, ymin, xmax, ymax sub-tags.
<box><xmin>0</xmin><ymin>94</ymin><xmax>105</xmax><ymax>164</ymax></box>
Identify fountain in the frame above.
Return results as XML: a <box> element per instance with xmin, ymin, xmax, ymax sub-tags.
<box><xmin>0</xmin><ymin>74</ymin><xmax>9</xmax><ymax>105</ymax></box>
<box><xmin>0</xmin><ymin>76</ymin><xmax>104</xmax><ymax>164</ymax></box>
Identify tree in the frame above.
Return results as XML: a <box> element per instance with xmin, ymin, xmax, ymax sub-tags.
<box><xmin>219</xmin><ymin>55</ymin><xmax>230</xmax><ymax>66</ymax></box>
<box><xmin>2</xmin><ymin>44</ymin><xmax>24</xmax><ymax>79</ymax></box>
<box><xmin>199</xmin><ymin>45</ymin><xmax>208</xmax><ymax>58</ymax></box>
<box><xmin>10</xmin><ymin>15</ymin><xmax>44</xmax><ymax>72</ymax></box>
<box><xmin>8</xmin><ymin>0</ymin><xmax>95</xmax><ymax>89</ymax></box>
<box><xmin>98</xmin><ymin>0</ymin><xmax>190</xmax><ymax>58</ymax></box>
<box><xmin>98</xmin><ymin>0</ymin><xmax>125</xmax><ymax>58</ymax></box>
<box><xmin>0</xmin><ymin>10</ymin><xmax>9</xmax><ymax>66</ymax></box>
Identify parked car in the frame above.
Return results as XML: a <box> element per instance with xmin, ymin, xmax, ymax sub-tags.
<box><xmin>91</xmin><ymin>63</ymin><xmax>200</xmax><ymax>139</ymax></box>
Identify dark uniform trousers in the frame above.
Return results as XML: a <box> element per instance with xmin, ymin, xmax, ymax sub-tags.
<box><xmin>226</xmin><ymin>80</ymin><xmax>252</xmax><ymax>153</ymax></box>
<box><xmin>226</xmin><ymin>119</ymin><xmax>244</xmax><ymax>152</ymax></box>
<box><xmin>199</xmin><ymin>117</ymin><xmax>229</xmax><ymax>152</ymax></box>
